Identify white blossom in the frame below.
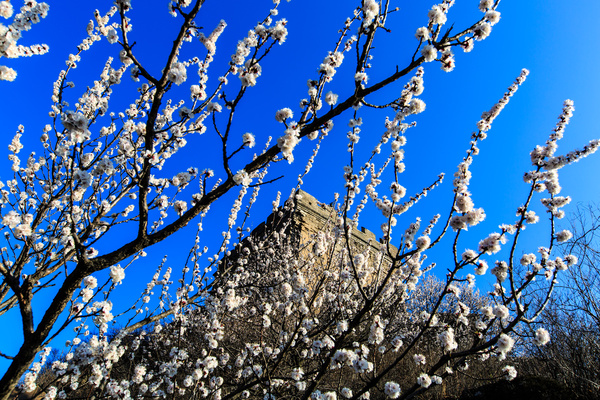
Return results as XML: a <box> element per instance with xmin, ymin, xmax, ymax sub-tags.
<box><xmin>533</xmin><ymin>328</ymin><xmax>550</xmax><ymax>346</ymax></box>
<box><xmin>421</xmin><ymin>44</ymin><xmax>437</xmax><ymax>62</ymax></box>
<box><xmin>384</xmin><ymin>382</ymin><xmax>401</xmax><ymax>399</ymax></box>
<box><xmin>109</xmin><ymin>266</ymin><xmax>125</xmax><ymax>284</ymax></box>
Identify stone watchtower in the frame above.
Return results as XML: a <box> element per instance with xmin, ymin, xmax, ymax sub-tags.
<box><xmin>218</xmin><ymin>189</ymin><xmax>397</xmax><ymax>282</ymax></box>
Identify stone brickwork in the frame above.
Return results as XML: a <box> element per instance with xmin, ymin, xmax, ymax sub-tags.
<box><xmin>291</xmin><ymin>190</ymin><xmax>397</xmax><ymax>259</ymax></box>
<box><xmin>220</xmin><ymin>190</ymin><xmax>397</xmax><ymax>279</ymax></box>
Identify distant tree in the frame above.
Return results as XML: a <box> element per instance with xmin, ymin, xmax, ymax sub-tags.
<box><xmin>0</xmin><ymin>0</ymin><xmax>598</xmax><ymax>399</ymax></box>
<box><xmin>519</xmin><ymin>204</ymin><xmax>600</xmax><ymax>399</ymax></box>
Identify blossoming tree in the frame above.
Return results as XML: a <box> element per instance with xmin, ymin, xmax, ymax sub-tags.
<box><xmin>0</xmin><ymin>0</ymin><xmax>598</xmax><ymax>399</ymax></box>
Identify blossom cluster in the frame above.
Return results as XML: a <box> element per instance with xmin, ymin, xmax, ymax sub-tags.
<box><xmin>0</xmin><ymin>0</ymin><xmax>50</xmax><ymax>80</ymax></box>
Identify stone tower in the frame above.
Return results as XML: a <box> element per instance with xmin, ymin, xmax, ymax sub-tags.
<box><xmin>218</xmin><ymin>189</ymin><xmax>397</xmax><ymax>281</ymax></box>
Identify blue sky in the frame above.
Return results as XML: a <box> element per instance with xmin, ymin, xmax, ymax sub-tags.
<box><xmin>1</xmin><ymin>0</ymin><xmax>599</xmax><ymax>372</ymax></box>
<box><xmin>4</xmin><ymin>0</ymin><xmax>597</xmax><ymax>209</ymax></box>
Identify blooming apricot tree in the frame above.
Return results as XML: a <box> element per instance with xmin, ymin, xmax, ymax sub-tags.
<box><xmin>0</xmin><ymin>0</ymin><xmax>598</xmax><ymax>399</ymax></box>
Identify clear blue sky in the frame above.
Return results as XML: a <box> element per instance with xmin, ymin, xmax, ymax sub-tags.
<box><xmin>1</xmin><ymin>0</ymin><xmax>599</xmax><ymax>372</ymax></box>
